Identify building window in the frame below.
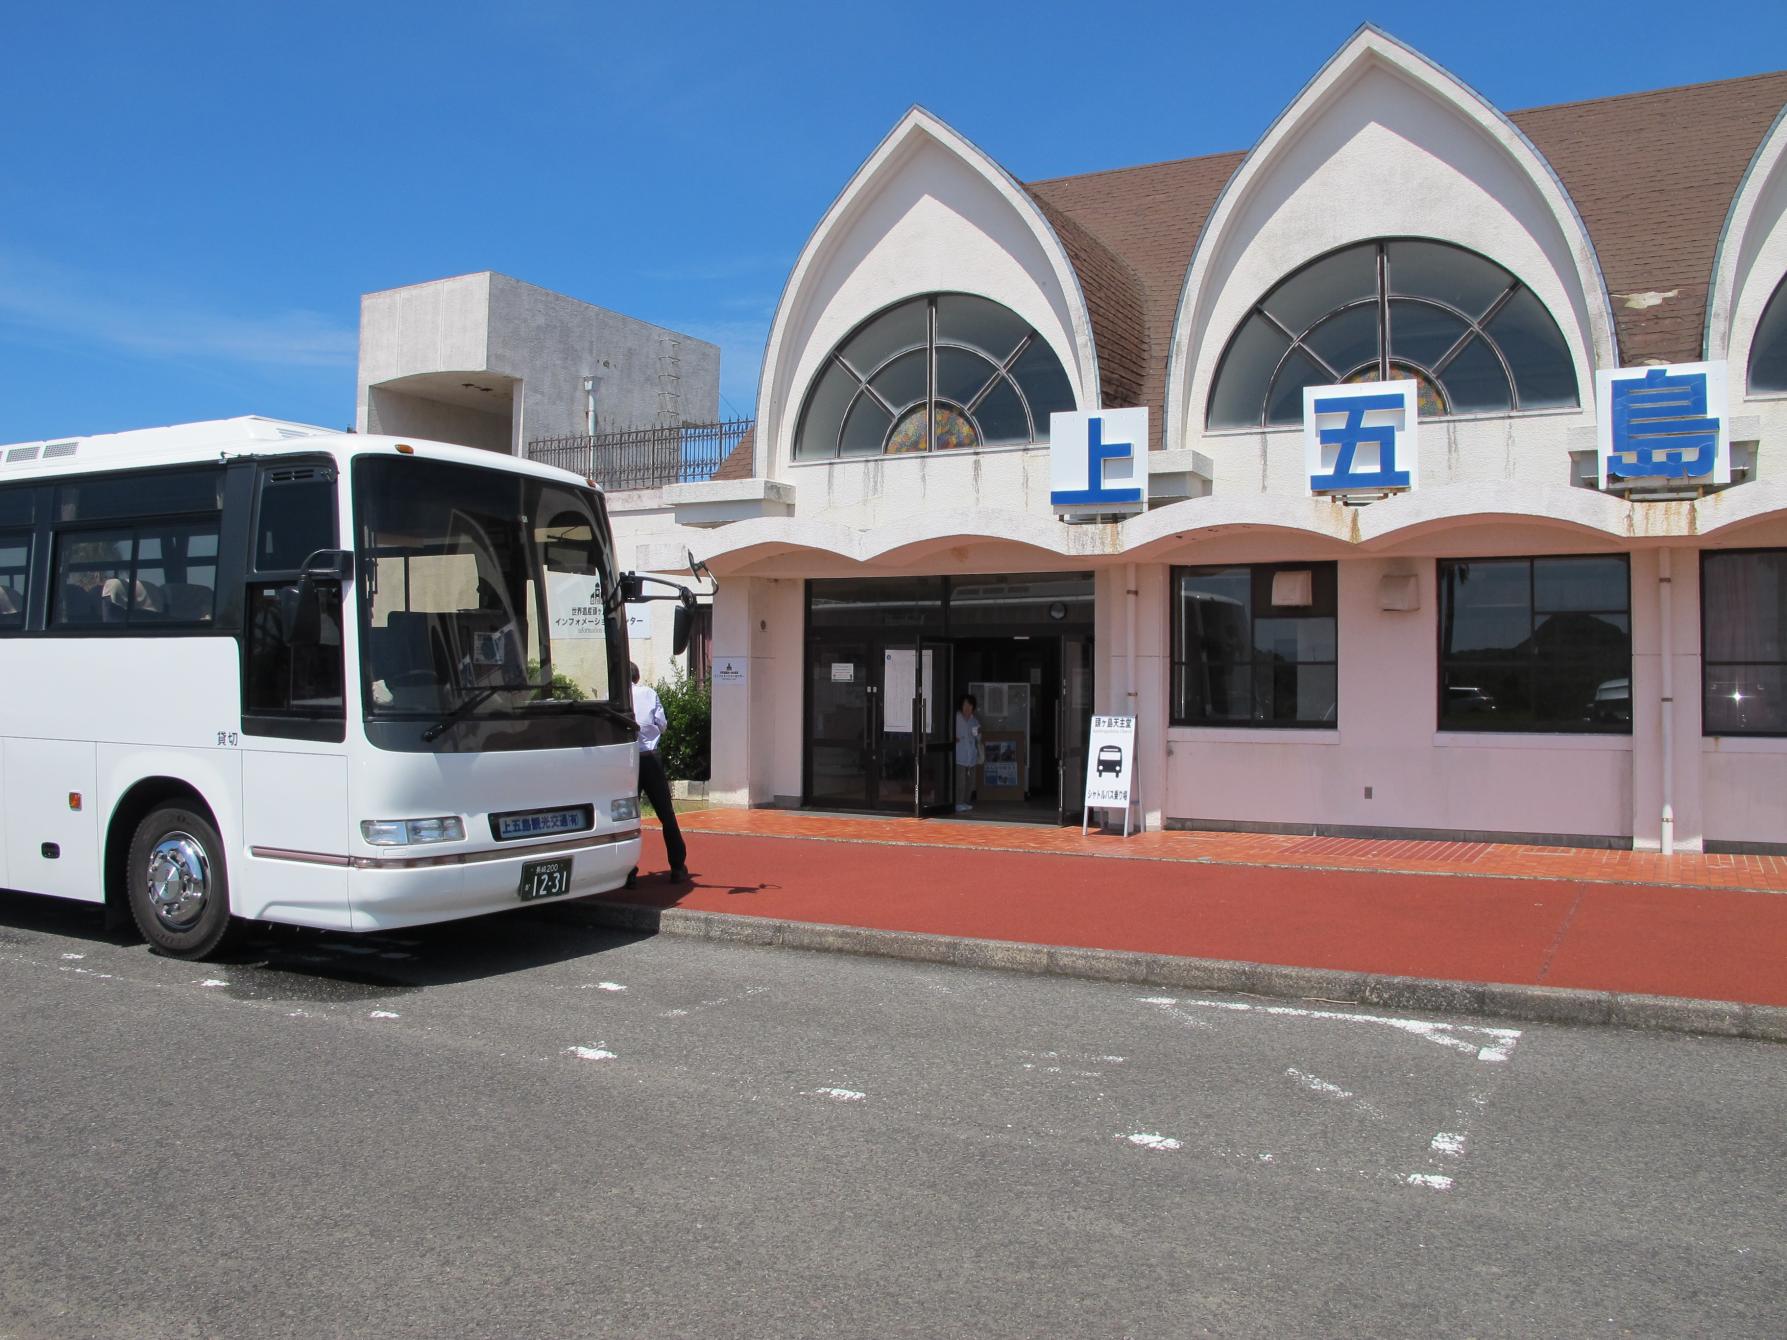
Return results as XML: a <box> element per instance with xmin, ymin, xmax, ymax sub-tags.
<box><xmin>1750</xmin><ymin>278</ymin><xmax>1787</xmax><ymax>393</ymax></box>
<box><xmin>1703</xmin><ymin>549</ymin><xmax>1787</xmax><ymax>736</ymax></box>
<box><xmin>1437</xmin><ymin>556</ymin><xmax>1629</xmax><ymax>733</ymax></box>
<box><xmin>1171</xmin><ymin>563</ymin><xmax>1337</xmax><ymax>727</ymax></box>
<box><xmin>794</xmin><ymin>293</ymin><xmax>1075</xmax><ymax>459</ymax></box>
<box><xmin>1208</xmin><ymin>239</ymin><xmax>1580</xmax><ymax>429</ymax></box>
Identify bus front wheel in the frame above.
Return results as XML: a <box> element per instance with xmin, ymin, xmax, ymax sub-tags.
<box><xmin>127</xmin><ymin>806</ymin><xmax>236</xmax><ymax>960</ymax></box>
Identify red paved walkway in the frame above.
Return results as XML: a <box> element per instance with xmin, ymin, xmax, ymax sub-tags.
<box><xmin>607</xmin><ymin>810</ymin><xmax>1787</xmax><ymax>1009</ymax></box>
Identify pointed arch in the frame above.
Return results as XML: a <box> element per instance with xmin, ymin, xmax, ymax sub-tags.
<box><xmin>1164</xmin><ymin>25</ymin><xmax>1617</xmax><ymax>450</ymax></box>
<box><xmin>753</xmin><ymin>108</ymin><xmax>1105</xmax><ymax>476</ymax></box>
<box><xmin>1705</xmin><ymin>101</ymin><xmax>1787</xmax><ymax>391</ymax></box>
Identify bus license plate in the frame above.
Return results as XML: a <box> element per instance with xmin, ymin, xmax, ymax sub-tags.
<box><xmin>518</xmin><ymin>858</ymin><xmax>572</xmax><ymax>902</ymax></box>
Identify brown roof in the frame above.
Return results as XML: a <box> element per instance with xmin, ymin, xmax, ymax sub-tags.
<box><xmin>1027</xmin><ymin>70</ymin><xmax>1787</xmax><ymax>442</ymax></box>
<box><xmin>713</xmin><ymin>425</ymin><xmax>754</xmax><ymax>481</ymax></box>
<box><xmin>1510</xmin><ymin>72</ymin><xmax>1787</xmax><ymax>366</ymax></box>
<box><xmin>1026</xmin><ymin>192</ymin><xmax>1148</xmax><ymax>415</ymax></box>
<box><xmin>1029</xmin><ymin>150</ymin><xmax>1243</xmax><ymax>451</ymax></box>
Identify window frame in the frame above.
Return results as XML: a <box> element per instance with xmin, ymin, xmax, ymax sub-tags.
<box><xmin>1747</xmin><ymin>277</ymin><xmax>1787</xmax><ymax>395</ymax></box>
<box><xmin>793</xmin><ymin>292</ymin><xmax>1075</xmax><ymax>460</ymax></box>
<box><xmin>1700</xmin><ymin>547</ymin><xmax>1787</xmax><ymax>739</ymax></box>
<box><xmin>1435</xmin><ymin>553</ymin><xmax>1632</xmax><ymax>735</ymax></box>
<box><xmin>1207</xmin><ymin>237</ymin><xmax>1580</xmax><ymax>431</ymax></box>
<box><xmin>241</xmin><ymin>460</ymin><xmax>346</xmax><ymax>743</ymax></box>
<box><xmin>1169</xmin><ymin>561</ymin><xmax>1339</xmax><ymax>729</ymax></box>
<box><xmin>46</xmin><ymin>464</ymin><xmax>227</xmax><ymax>635</ymax></box>
<box><xmin>0</xmin><ymin>526</ymin><xmax>32</xmax><ymax>634</ymax></box>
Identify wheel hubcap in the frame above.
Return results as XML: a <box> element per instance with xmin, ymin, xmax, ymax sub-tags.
<box><xmin>145</xmin><ymin>833</ymin><xmax>210</xmax><ymax>931</ymax></box>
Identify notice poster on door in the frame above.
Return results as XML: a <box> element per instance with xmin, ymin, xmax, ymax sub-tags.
<box><xmin>882</xmin><ymin>649</ymin><xmax>933</xmax><ymax>734</ymax></box>
<box><xmin>1082</xmin><ymin>715</ymin><xmax>1137</xmax><ymax>835</ymax></box>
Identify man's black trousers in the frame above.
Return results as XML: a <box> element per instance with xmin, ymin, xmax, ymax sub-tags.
<box><xmin>637</xmin><ymin>748</ymin><xmax>687</xmax><ymax>871</ymax></box>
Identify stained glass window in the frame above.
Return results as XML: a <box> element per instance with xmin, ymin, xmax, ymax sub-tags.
<box><xmin>1208</xmin><ymin>240</ymin><xmax>1579</xmax><ymax>429</ymax></box>
<box><xmin>795</xmin><ymin>294</ymin><xmax>1074</xmax><ymax>459</ymax></box>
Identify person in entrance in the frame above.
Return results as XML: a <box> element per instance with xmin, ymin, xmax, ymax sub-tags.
<box><xmin>631</xmin><ymin>662</ymin><xmax>689</xmax><ymax>881</ymax></box>
<box><xmin>954</xmin><ymin>693</ymin><xmax>983</xmax><ymax>813</ymax></box>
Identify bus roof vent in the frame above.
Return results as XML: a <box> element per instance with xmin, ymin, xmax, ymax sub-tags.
<box><xmin>40</xmin><ymin>441</ymin><xmax>79</xmax><ymax>459</ymax></box>
<box><xmin>5</xmin><ymin>445</ymin><xmax>41</xmax><ymax>463</ymax></box>
<box><xmin>275</xmin><ymin>427</ymin><xmax>313</xmax><ymax>439</ymax></box>
<box><xmin>267</xmin><ymin>465</ymin><xmax>327</xmax><ymax>483</ymax></box>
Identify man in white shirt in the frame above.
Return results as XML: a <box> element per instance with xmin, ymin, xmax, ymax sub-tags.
<box><xmin>630</xmin><ymin>662</ymin><xmax>688</xmax><ymax>881</ymax></box>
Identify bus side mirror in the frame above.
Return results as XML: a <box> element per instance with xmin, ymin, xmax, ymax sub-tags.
<box><xmin>277</xmin><ymin>583</ymin><xmax>323</xmax><ymax>647</ymax></box>
<box><xmin>672</xmin><ymin>603</ymin><xmax>690</xmax><ymax>657</ymax></box>
<box><xmin>301</xmin><ymin>549</ymin><xmax>353</xmax><ymax>583</ymax></box>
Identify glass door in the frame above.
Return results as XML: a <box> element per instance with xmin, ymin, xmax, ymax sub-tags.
<box><xmin>808</xmin><ymin>640</ymin><xmax>875</xmax><ymax>809</ymax></box>
<box><xmin>916</xmin><ymin>639</ymin><xmax>953</xmax><ymax>815</ymax></box>
<box><xmin>1058</xmin><ymin>634</ymin><xmax>1094</xmax><ymax>825</ymax></box>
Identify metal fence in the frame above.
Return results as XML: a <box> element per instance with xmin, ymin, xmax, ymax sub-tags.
<box><xmin>527</xmin><ymin>419</ymin><xmax>753</xmax><ymax>491</ymax></box>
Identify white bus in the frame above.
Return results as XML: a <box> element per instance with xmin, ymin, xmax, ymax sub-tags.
<box><xmin>0</xmin><ymin>417</ymin><xmax>668</xmax><ymax>958</ymax></box>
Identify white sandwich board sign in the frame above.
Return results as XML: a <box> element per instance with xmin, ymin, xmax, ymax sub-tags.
<box><xmin>1082</xmin><ymin>715</ymin><xmax>1138</xmax><ymax>836</ymax></box>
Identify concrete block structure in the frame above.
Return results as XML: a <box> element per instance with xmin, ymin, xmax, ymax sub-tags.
<box><xmin>356</xmin><ymin>271</ymin><xmax>719</xmax><ymax>455</ymax></box>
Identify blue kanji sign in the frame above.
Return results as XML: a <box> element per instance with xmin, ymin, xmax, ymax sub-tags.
<box><xmin>1302</xmin><ymin>380</ymin><xmax>1418</xmax><ymax>495</ymax></box>
<box><xmin>1050</xmin><ymin>408</ymin><xmax>1148</xmax><ymax>513</ymax></box>
<box><xmin>1596</xmin><ymin>362</ymin><xmax>1729</xmax><ymax>485</ymax></box>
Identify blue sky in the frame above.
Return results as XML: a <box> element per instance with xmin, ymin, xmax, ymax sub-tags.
<box><xmin>4</xmin><ymin>0</ymin><xmax>1785</xmax><ymax>443</ymax></box>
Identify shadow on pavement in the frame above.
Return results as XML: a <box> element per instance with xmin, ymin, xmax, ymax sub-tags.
<box><xmin>0</xmin><ymin>887</ymin><xmax>656</xmax><ymax>999</ymax></box>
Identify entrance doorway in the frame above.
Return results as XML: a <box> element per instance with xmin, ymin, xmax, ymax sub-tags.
<box><xmin>804</xmin><ymin>574</ymin><xmax>1094</xmax><ymax>822</ymax></box>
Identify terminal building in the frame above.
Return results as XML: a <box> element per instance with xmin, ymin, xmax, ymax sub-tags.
<box><xmin>609</xmin><ymin>27</ymin><xmax>1787</xmax><ymax>851</ymax></box>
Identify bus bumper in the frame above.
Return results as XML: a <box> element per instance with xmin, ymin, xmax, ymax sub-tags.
<box><xmin>344</xmin><ymin>829</ymin><xmax>642</xmax><ymax>931</ymax></box>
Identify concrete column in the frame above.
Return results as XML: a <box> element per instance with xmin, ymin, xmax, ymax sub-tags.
<box><xmin>708</xmin><ymin>575</ymin><xmax>804</xmax><ymax>809</ymax></box>
<box><xmin>1630</xmin><ymin>548</ymin><xmax>1705</xmax><ymax>851</ymax></box>
<box><xmin>1133</xmin><ymin>563</ymin><xmax>1170</xmax><ymax>832</ymax></box>
<box><xmin>709</xmin><ymin>578</ymin><xmax>759</xmax><ymax>808</ymax></box>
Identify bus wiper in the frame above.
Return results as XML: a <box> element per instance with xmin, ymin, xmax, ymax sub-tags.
<box><xmin>421</xmin><ymin>683</ymin><xmax>530</xmax><ymax>742</ymax></box>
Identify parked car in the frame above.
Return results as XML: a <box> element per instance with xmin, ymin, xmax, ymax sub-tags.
<box><xmin>1587</xmin><ymin>677</ymin><xmax>1631</xmax><ymax>724</ymax></box>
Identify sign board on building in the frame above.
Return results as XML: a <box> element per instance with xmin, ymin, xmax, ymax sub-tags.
<box><xmin>625</xmin><ymin>603</ymin><xmax>652</xmax><ymax>639</ymax></box>
<box><xmin>1595</xmin><ymin>360</ymin><xmax>1730</xmax><ymax>486</ymax></box>
<box><xmin>713</xmin><ymin>656</ymin><xmax>747</xmax><ymax>689</ymax></box>
<box><xmin>1081</xmin><ymin>714</ymin><xmax>1138</xmax><ymax>836</ymax></box>
<box><xmin>1303</xmin><ymin>380</ymin><xmax>1418</xmax><ymax>496</ymax></box>
<box><xmin>1050</xmin><ymin>408</ymin><xmax>1148</xmax><ymax>515</ymax></box>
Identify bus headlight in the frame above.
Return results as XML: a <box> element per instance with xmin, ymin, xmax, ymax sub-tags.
<box><xmin>360</xmin><ymin>817</ymin><xmax>466</xmax><ymax>846</ymax></box>
<box><xmin>610</xmin><ymin>797</ymin><xmax>640</xmax><ymax>822</ymax></box>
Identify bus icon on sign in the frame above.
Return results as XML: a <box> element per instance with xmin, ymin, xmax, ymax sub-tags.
<box><xmin>1096</xmin><ymin>744</ymin><xmax>1123</xmax><ymax>777</ymax></box>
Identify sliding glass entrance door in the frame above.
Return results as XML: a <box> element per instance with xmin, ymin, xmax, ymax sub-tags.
<box><xmin>805</xmin><ymin>574</ymin><xmax>1094</xmax><ymax>820</ymax></box>
<box><xmin>806</xmin><ymin>634</ymin><xmax>951</xmax><ymax>814</ymax></box>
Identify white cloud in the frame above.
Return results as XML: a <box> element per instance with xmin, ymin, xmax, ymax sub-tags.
<box><xmin>0</xmin><ymin>248</ymin><xmax>356</xmax><ymax>370</ymax></box>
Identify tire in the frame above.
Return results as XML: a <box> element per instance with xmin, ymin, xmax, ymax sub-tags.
<box><xmin>127</xmin><ymin>805</ymin><xmax>236</xmax><ymax>960</ymax></box>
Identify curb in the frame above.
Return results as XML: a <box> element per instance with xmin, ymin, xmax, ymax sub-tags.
<box><xmin>579</xmin><ymin>899</ymin><xmax>1787</xmax><ymax>1044</ymax></box>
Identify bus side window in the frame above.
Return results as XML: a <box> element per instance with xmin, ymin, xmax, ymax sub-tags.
<box><xmin>243</xmin><ymin>464</ymin><xmax>343</xmax><ymax>732</ymax></box>
<box><xmin>0</xmin><ymin>533</ymin><xmax>29</xmax><ymax>631</ymax></box>
<box><xmin>53</xmin><ymin>530</ymin><xmax>130</xmax><ymax>627</ymax></box>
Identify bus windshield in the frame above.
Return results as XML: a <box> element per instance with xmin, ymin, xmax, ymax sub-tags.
<box><xmin>354</xmin><ymin>455</ymin><xmax>628</xmax><ymax>746</ymax></box>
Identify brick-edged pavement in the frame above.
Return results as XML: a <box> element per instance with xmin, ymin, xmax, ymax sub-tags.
<box><xmin>586</xmin><ymin>809</ymin><xmax>1787</xmax><ymax>1040</ymax></box>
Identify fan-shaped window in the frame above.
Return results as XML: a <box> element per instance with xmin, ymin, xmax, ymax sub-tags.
<box><xmin>1750</xmin><ymin>277</ymin><xmax>1787</xmax><ymax>393</ymax></box>
<box><xmin>795</xmin><ymin>294</ymin><xmax>1075</xmax><ymax>459</ymax></box>
<box><xmin>1208</xmin><ymin>240</ymin><xmax>1580</xmax><ymax>429</ymax></box>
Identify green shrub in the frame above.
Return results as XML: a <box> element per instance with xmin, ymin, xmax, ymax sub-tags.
<box><xmin>654</xmin><ymin>668</ymin><xmax>711</xmax><ymax>781</ymax></box>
